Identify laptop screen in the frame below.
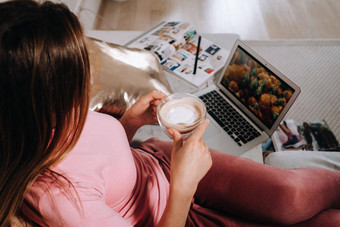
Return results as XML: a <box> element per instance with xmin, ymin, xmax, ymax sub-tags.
<box><xmin>219</xmin><ymin>45</ymin><xmax>296</xmax><ymax>129</ymax></box>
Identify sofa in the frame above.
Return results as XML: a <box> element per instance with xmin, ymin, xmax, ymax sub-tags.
<box><xmin>265</xmin><ymin>150</ymin><xmax>340</xmax><ymax>171</ymax></box>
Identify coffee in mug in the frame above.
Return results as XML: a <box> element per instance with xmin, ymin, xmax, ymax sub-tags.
<box><xmin>157</xmin><ymin>93</ymin><xmax>206</xmax><ymax>137</ymax></box>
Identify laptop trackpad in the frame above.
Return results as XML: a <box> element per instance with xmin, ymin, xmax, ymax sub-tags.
<box><xmin>203</xmin><ymin>115</ymin><xmax>221</xmax><ymax>140</ymax></box>
<box><xmin>203</xmin><ymin>115</ymin><xmax>239</xmax><ymax>153</ymax></box>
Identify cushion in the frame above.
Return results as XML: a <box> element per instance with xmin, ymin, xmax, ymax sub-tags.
<box><xmin>265</xmin><ymin>151</ymin><xmax>340</xmax><ymax>171</ymax></box>
<box><xmin>86</xmin><ymin>37</ymin><xmax>172</xmax><ymax>118</ymax></box>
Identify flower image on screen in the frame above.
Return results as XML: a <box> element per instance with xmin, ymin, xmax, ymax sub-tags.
<box><xmin>220</xmin><ymin>47</ymin><xmax>295</xmax><ymax>128</ymax></box>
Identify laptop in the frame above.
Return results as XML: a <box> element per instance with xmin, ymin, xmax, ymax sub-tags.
<box><xmin>194</xmin><ymin>39</ymin><xmax>300</xmax><ymax>155</ymax></box>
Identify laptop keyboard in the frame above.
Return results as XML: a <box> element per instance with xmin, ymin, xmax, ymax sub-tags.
<box><xmin>199</xmin><ymin>90</ymin><xmax>261</xmax><ymax>146</ymax></box>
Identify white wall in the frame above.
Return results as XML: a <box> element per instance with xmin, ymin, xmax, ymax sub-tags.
<box><xmin>47</xmin><ymin>0</ymin><xmax>82</xmax><ymax>14</ymax></box>
<box><xmin>78</xmin><ymin>0</ymin><xmax>102</xmax><ymax>30</ymax></box>
<box><xmin>0</xmin><ymin>0</ymin><xmax>101</xmax><ymax>30</ymax></box>
<box><xmin>51</xmin><ymin>0</ymin><xmax>102</xmax><ymax>30</ymax></box>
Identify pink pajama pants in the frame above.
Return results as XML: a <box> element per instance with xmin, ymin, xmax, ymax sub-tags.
<box><xmin>136</xmin><ymin>138</ymin><xmax>340</xmax><ymax>226</ymax></box>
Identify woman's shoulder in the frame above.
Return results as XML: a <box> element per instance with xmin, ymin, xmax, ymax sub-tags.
<box><xmin>71</xmin><ymin>111</ymin><xmax>129</xmax><ymax>152</ymax></box>
<box><xmin>87</xmin><ymin>110</ymin><xmax>120</xmax><ymax>125</ymax></box>
<box><xmin>85</xmin><ymin>111</ymin><xmax>125</xmax><ymax>135</ymax></box>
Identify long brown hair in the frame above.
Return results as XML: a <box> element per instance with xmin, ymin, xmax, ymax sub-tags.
<box><xmin>0</xmin><ymin>1</ymin><xmax>90</xmax><ymax>225</ymax></box>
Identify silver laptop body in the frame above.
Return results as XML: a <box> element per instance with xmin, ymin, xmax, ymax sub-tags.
<box><xmin>194</xmin><ymin>40</ymin><xmax>300</xmax><ymax>156</ymax></box>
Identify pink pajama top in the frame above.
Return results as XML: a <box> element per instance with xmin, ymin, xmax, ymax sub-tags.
<box><xmin>26</xmin><ymin>111</ymin><xmax>170</xmax><ymax>226</ymax></box>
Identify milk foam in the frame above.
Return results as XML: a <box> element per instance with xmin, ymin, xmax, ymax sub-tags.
<box><xmin>163</xmin><ymin>102</ymin><xmax>199</xmax><ymax>125</ymax></box>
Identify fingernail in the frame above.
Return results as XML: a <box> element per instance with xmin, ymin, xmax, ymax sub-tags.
<box><xmin>168</xmin><ymin>129</ymin><xmax>173</xmax><ymax>137</ymax></box>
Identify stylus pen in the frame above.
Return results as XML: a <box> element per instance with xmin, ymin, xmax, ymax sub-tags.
<box><xmin>193</xmin><ymin>35</ymin><xmax>201</xmax><ymax>75</ymax></box>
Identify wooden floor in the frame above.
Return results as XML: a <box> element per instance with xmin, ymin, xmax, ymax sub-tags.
<box><xmin>94</xmin><ymin>0</ymin><xmax>340</xmax><ymax>40</ymax></box>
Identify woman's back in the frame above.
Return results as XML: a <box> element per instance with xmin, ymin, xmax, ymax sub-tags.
<box><xmin>26</xmin><ymin>111</ymin><xmax>169</xmax><ymax>226</ymax></box>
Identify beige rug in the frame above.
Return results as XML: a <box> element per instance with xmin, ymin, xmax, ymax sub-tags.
<box><xmin>245</xmin><ymin>40</ymin><xmax>340</xmax><ymax>142</ymax></box>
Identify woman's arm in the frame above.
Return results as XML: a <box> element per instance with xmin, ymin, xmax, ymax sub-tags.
<box><xmin>121</xmin><ymin>91</ymin><xmax>212</xmax><ymax>226</ymax></box>
<box><xmin>157</xmin><ymin>187</ymin><xmax>193</xmax><ymax>227</ymax></box>
<box><xmin>119</xmin><ymin>90</ymin><xmax>166</xmax><ymax>142</ymax></box>
<box><xmin>158</xmin><ymin>120</ymin><xmax>212</xmax><ymax>227</ymax></box>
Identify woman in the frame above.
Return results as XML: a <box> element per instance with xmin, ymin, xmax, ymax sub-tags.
<box><xmin>0</xmin><ymin>1</ymin><xmax>339</xmax><ymax>226</ymax></box>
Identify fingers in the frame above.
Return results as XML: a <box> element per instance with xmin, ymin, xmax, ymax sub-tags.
<box><xmin>168</xmin><ymin>128</ymin><xmax>183</xmax><ymax>152</ymax></box>
<box><xmin>189</xmin><ymin>119</ymin><xmax>210</xmax><ymax>141</ymax></box>
<box><xmin>204</xmin><ymin>142</ymin><xmax>209</xmax><ymax>151</ymax></box>
<box><xmin>151</xmin><ymin>90</ymin><xmax>167</xmax><ymax>99</ymax></box>
<box><xmin>151</xmin><ymin>103</ymin><xmax>159</xmax><ymax>115</ymax></box>
<box><xmin>141</xmin><ymin>90</ymin><xmax>166</xmax><ymax>105</ymax></box>
<box><xmin>152</xmin><ymin>110</ymin><xmax>158</xmax><ymax>120</ymax></box>
<box><xmin>169</xmin><ymin>119</ymin><xmax>209</xmax><ymax>152</ymax></box>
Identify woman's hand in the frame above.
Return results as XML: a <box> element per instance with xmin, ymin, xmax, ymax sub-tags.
<box><xmin>168</xmin><ymin>119</ymin><xmax>212</xmax><ymax>198</ymax></box>
<box><xmin>119</xmin><ymin>90</ymin><xmax>166</xmax><ymax>142</ymax></box>
<box><xmin>158</xmin><ymin>120</ymin><xmax>211</xmax><ymax>227</ymax></box>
